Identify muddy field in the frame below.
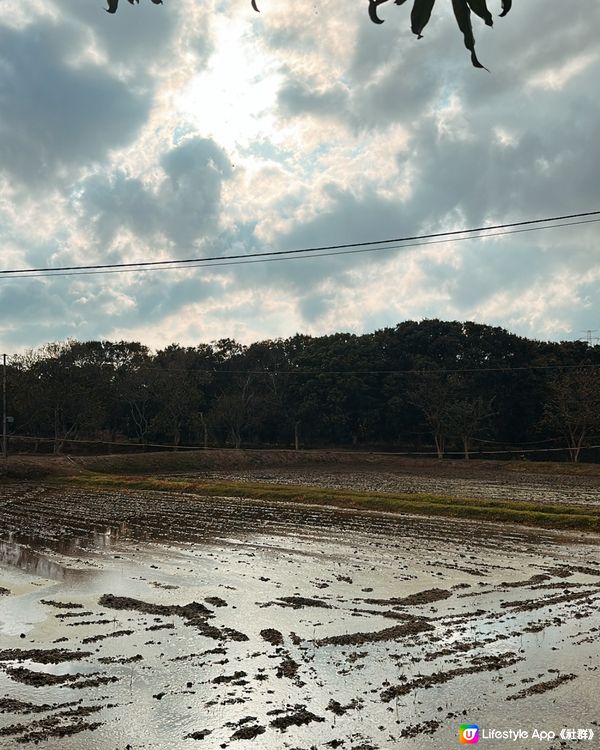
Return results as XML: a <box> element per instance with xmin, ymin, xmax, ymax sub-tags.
<box><xmin>0</xmin><ymin>482</ymin><xmax>599</xmax><ymax>749</ymax></box>
<box><xmin>170</xmin><ymin>466</ymin><xmax>600</xmax><ymax>506</ymax></box>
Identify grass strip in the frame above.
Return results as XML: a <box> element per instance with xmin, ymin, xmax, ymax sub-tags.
<box><xmin>54</xmin><ymin>474</ymin><xmax>600</xmax><ymax>533</ymax></box>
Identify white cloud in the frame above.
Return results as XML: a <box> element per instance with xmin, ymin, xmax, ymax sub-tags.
<box><xmin>1</xmin><ymin>0</ymin><xmax>600</xmax><ymax>352</ymax></box>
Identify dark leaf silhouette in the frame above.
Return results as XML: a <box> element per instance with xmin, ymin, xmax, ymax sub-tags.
<box><xmin>467</xmin><ymin>0</ymin><xmax>493</xmax><ymax>27</ymax></box>
<box><xmin>452</xmin><ymin>0</ymin><xmax>488</xmax><ymax>70</ymax></box>
<box><xmin>411</xmin><ymin>0</ymin><xmax>436</xmax><ymax>39</ymax></box>
<box><xmin>368</xmin><ymin>0</ymin><xmax>388</xmax><ymax>25</ymax></box>
<box><xmin>104</xmin><ymin>0</ymin><xmax>512</xmax><ymax>70</ymax></box>
<box><xmin>106</xmin><ymin>0</ymin><xmax>162</xmax><ymax>13</ymax></box>
<box><xmin>379</xmin><ymin>0</ymin><xmax>512</xmax><ymax>68</ymax></box>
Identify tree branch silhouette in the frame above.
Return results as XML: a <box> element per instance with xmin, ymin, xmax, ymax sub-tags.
<box><xmin>104</xmin><ymin>0</ymin><xmax>513</xmax><ymax>69</ymax></box>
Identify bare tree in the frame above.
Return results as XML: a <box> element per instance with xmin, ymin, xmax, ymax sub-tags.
<box><xmin>543</xmin><ymin>369</ymin><xmax>600</xmax><ymax>463</ymax></box>
<box><xmin>408</xmin><ymin>374</ymin><xmax>452</xmax><ymax>459</ymax></box>
<box><xmin>446</xmin><ymin>392</ymin><xmax>495</xmax><ymax>459</ymax></box>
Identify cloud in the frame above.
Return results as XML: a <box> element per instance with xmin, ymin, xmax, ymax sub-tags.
<box><xmin>0</xmin><ymin>18</ymin><xmax>151</xmax><ymax>190</ymax></box>
<box><xmin>1</xmin><ymin>0</ymin><xmax>600</xmax><ymax>352</ymax></box>
<box><xmin>278</xmin><ymin>79</ymin><xmax>349</xmax><ymax>120</ymax></box>
<box><xmin>74</xmin><ymin>135</ymin><xmax>233</xmax><ymax>248</ymax></box>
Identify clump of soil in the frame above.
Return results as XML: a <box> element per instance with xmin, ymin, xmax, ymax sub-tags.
<box><xmin>6</xmin><ymin>667</ymin><xmax>118</xmax><ymax>690</ymax></box>
<box><xmin>68</xmin><ymin>676</ymin><xmax>119</xmax><ymax>690</ymax></box>
<box><xmin>0</xmin><ymin>698</ymin><xmax>80</xmax><ymax>715</ymax></box>
<box><xmin>231</xmin><ymin>724</ymin><xmax>266</xmax><ymax>740</ymax></box>
<box><xmin>501</xmin><ymin>588</ymin><xmax>600</xmax><ymax>613</ymax></box>
<box><xmin>40</xmin><ymin>600</ymin><xmax>84</xmax><ymax>609</ymax></box>
<box><xmin>363</xmin><ymin>588</ymin><xmax>451</xmax><ymax>606</ymax></box>
<box><xmin>187</xmin><ymin>729</ymin><xmax>212</xmax><ymax>740</ymax></box>
<box><xmin>0</xmin><ymin>649</ymin><xmax>91</xmax><ymax>664</ymax></box>
<box><xmin>507</xmin><ymin>673</ymin><xmax>577</xmax><ymax>700</ymax></box>
<box><xmin>270</xmin><ymin>707</ymin><xmax>325</xmax><ymax>731</ymax></box>
<box><xmin>82</xmin><ymin>630</ymin><xmax>133</xmax><ymax>645</ymax></box>
<box><xmin>317</xmin><ymin>619</ymin><xmax>433</xmax><ymax>647</ymax></box>
<box><xmin>98</xmin><ymin>594</ymin><xmax>248</xmax><ymax>642</ymax></box>
<box><xmin>212</xmin><ymin>671</ymin><xmax>247</xmax><ymax>684</ymax></box>
<box><xmin>326</xmin><ymin>698</ymin><xmax>362</xmax><ymax>716</ymax></box>
<box><xmin>98</xmin><ymin>654</ymin><xmax>143</xmax><ymax>665</ymax></box>
<box><xmin>217</xmin><ymin>627</ymin><xmax>249</xmax><ymax>642</ymax></box>
<box><xmin>150</xmin><ymin>582</ymin><xmax>179</xmax><ymax>590</ymax></box>
<box><xmin>399</xmin><ymin>720</ymin><xmax>440</xmax><ymax>738</ymax></box>
<box><xmin>6</xmin><ymin>668</ymin><xmax>90</xmax><ymax>688</ymax></box>
<box><xmin>146</xmin><ymin>623</ymin><xmax>175</xmax><ymax>632</ymax></box>
<box><xmin>276</xmin><ymin>656</ymin><xmax>299</xmax><ymax>679</ymax></box>
<box><xmin>99</xmin><ymin>594</ymin><xmax>211</xmax><ymax>620</ymax></box>
<box><xmin>205</xmin><ymin>596</ymin><xmax>227</xmax><ymax>607</ymax></box>
<box><xmin>55</xmin><ymin>612</ymin><xmax>94</xmax><ymax>619</ymax></box>
<box><xmin>500</xmin><ymin>574</ymin><xmax>550</xmax><ymax>588</ymax></box>
<box><xmin>0</xmin><ymin>587</ymin><xmax>10</xmax><ymax>596</ymax></box>
<box><xmin>260</xmin><ymin>628</ymin><xmax>284</xmax><ymax>646</ymax></box>
<box><xmin>262</xmin><ymin>596</ymin><xmax>332</xmax><ymax>610</ymax></box>
<box><xmin>1</xmin><ymin>711</ymin><xmax>103</xmax><ymax>745</ymax></box>
<box><xmin>381</xmin><ymin>652</ymin><xmax>520</xmax><ymax>702</ymax></box>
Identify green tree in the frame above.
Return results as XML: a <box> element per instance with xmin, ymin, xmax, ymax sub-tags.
<box><xmin>542</xmin><ymin>369</ymin><xmax>600</xmax><ymax>463</ymax></box>
<box><xmin>150</xmin><ymin>344</ymin><xmax>213</xmax><ymax>448</ymax></box>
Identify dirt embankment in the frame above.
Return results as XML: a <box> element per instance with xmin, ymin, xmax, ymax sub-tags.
<box><xmin>3</xmin><ymin>448</ymin><xmax>600</xmax><ymax>481</ymax></box>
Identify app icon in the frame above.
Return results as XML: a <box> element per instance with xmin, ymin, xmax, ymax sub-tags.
<box><xmin>460</xmin><ymin>724</ymin><xmax>480</xmax><ymax>744</ymax></box>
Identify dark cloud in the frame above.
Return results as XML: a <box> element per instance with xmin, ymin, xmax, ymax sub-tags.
<box><xmin>121</xmin><ymin>273</ymin><xmax>225</xmax><ymax>324</ymax></box>
<box><xmin>51</xmin><ymin>0</ymin><xmax>180</xmax><ymax>69</ymax></box>
<box><xmin>0</xmin><ymin>19</ymin><xmax>151</xmax><ymax>189</ymax></box>
<box><xmin>278</xmin><ymin>79</ymin><xmax>349</xmax><ymax>119</ymax></box>
<box><xmin>75</xmin><ymin>136</ymin><xmax>233</xmax><ymax>247</ymax></box>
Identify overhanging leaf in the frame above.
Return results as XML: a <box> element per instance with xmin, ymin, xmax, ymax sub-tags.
<box><xmin>411</xmin><ymin>0</ymin><xmax>437</xmax><ymax>39</ymax></box>
<box><xmin>103</xmin><ymin>0</ymin><xmax>514</xmax><ymax>72</ymax></box>
<box><xmin>106</xmin><ymin>0</ymin><xmax>162</xmax><ymax>12</ymax></box>
<box><xmin>452</xmin><ymin>0</ymin><xmax>488</xmax><ymax>70</ymax></box>
<box><xmin>466</xmin><ymin>0</ymin><xmax>493</xmax><ymax>27</ymax></box>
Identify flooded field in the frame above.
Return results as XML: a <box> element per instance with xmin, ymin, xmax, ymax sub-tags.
<box><xmin>0</xmin><ymin>484</ymin><xmax>599</xmax><ymax>749</ymax></box>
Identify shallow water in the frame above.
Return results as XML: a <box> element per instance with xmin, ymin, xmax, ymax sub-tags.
<box><xmin>0</xmin><ymin>485</ymin><xmax>599</xmax><ymax>749</ymax></box>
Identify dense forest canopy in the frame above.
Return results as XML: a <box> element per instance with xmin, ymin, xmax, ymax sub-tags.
<box><xmin>5</xmin><ymin>320</ymin><xmax>600</xmax><ymax>461</ymax></box>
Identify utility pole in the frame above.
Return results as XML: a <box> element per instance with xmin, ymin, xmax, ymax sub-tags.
<box><xmin>2</xmin><ymin>353</ymin><xmax>6</xmax><ymax>459</ymax></box>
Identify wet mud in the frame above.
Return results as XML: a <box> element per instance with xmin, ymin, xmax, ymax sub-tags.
<box><xmin>0</xmin><ymin>482</ymin><xmax>599</xmax><ymax>748</ymax></box>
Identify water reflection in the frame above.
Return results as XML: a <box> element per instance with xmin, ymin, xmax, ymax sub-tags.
<box><xmin>0</xmin><ymin>523</ymin><xmax>135</xmax><ymax>581</ymax></box>
<box><xmin>0</xmin><ymin>539</ymin><xmax>89</xmax><ymax>581</ymax></box>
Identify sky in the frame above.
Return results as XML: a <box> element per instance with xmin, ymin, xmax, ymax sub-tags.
<box><xmin>0</xmin><ymin>0</ymin><xmax>599</xmax><ymax>352</ymax></box>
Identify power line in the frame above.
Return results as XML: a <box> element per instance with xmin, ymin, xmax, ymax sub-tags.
<box><xmin>1</xmin><ymin>211</ymin><xmax>599</xmax><ymax>280</ymax></box>
<box><xmin>4</xmin><ymin>356</ymin><xmax>600</xmax><ymax>377</ymax></box>
<box><xmin>4</xmin><ymin>218</ymin><xmax>599</xmax><ymax>281</ymax></box>
<box><xmin>8</xmin><ymin>433</ymin><xmax>600</xmax><ymax>457</ymax></box>
<box><xmin>133</xmin><ymin>362</ymin><xmax>600</xmax><ymax>376</ymax></box>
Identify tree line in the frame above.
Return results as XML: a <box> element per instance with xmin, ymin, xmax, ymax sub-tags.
<box><xmin>4</xmin><ymin>319</ymin><xmax>600</xmax><ymax>461</ymax></box>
